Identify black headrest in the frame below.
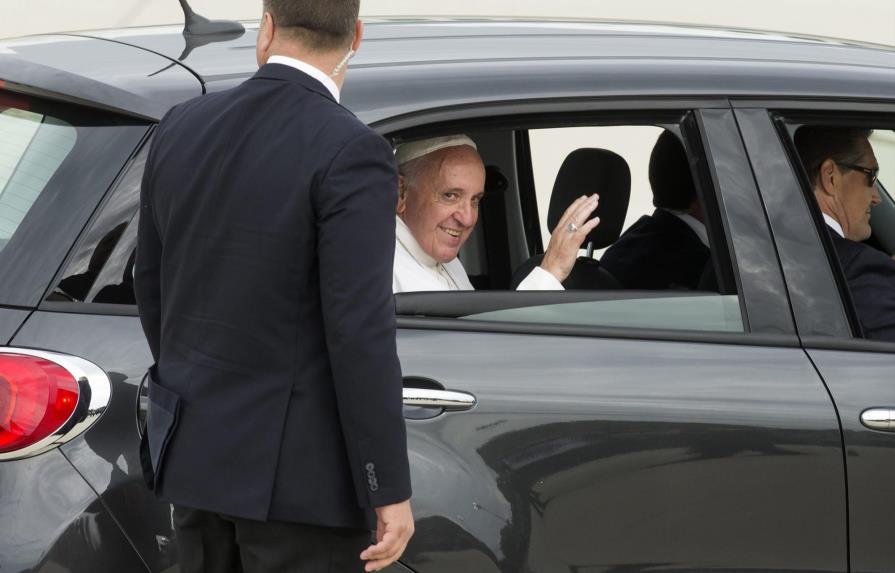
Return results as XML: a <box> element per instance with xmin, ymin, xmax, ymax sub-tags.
<box><xmin>484</xmin><ymin>165</ymin><xmax>508</xmax><ymax>194</ymax></box>
<box><xmin>649</xmin><ymin>131</ymin><xmax>696</xmax><ymax>210</ymax></box>
<box><xmin>547</xmin><ymin>148</ymin><xmax>631</xmax><ymax>249</ymax></box>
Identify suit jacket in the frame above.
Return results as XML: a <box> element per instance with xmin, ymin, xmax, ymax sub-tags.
<box><xmin>830</xmin><ymin>232</ymin><xmax>895</xmax><ymax>342</ymax></box>
<box><xmin>134</xmin><ymin>63</ymin><xmax>411</xmax><ymax>529</ymax></box>
<box><xmin>600</xmin><ymin>208</ymin><xmax>710</xmax><ymax>290</ymax></box>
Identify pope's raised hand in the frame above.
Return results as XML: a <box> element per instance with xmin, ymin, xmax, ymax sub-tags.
<box><xmin>539</xmin><ymin>194</ymin><xmax>600</xmax><ymax>283</ymax></box>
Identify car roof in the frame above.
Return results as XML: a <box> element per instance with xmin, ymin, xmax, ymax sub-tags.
<box><xmin>2</xmin><ymin>18</ymin><xmax>893</xmax><ymax>123</ymax></box>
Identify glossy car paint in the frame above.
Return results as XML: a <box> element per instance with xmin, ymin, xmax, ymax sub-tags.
<box><xmin>397</xmin><ymin>328</ymin><xmax>846</xmax><ymax>571</ymax></box>
<box><xmin>4</xmin><ymin>21</ymin><xmax>894</xmax><ymax>123</ymax></box>
<box><xmin>0</xmin><ymin>34</ymin><xmax>202</xmax><ymax>108</ymax></box>
<box><xmin>807</xmin><ymin>350</ymin><xmax>895</xmax><ymax>572</ymax></box>
<box><xmin>0</xmin><ymin>449</ymin><xmax>148</xmax><ymax>571</ymax></box>
<box><xmin>0</xmin><ymin>18</ymin><xmax>893</xmax><ymax>573</ymax></box>
<box><xmin>0</xmin><ymin>308</ymin><xmax>29</xmax><ymax>343</ymax></box>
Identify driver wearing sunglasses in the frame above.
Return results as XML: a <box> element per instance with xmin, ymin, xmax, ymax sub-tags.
<box><xmin>795</xmin><ymin>126</ymin><xmax>894</xmax><ymax>342</ymax></box>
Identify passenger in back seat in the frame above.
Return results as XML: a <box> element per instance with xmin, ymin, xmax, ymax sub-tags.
<box><xmin>600</xmin><ymin>131</ymin><xmax>710</xmax><ymax>290</ymax></box>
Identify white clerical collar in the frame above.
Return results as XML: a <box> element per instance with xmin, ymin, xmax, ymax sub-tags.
<box><xmin>823</xmin><ymin>213</ymin><xmax>844</xmax><ymax>238</ymax></box>
<box><xmin>396</xmin><ymin>216</ymin><xmax>438</xmax><ymax>269</ymax></box>
<box><xmin>667</xmin><ymin>209</ymin><xmax>709</xmax><ymax>247</ymax></box>
<box><xmin>267</xmin><ymin>55</ymin><xmax>340</xmax><ymax>102</ymax></box>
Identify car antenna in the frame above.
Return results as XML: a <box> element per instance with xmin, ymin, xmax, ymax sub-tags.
<box><xmin>177</xmin><ymin>0</ymin><xmax>245</xmax><ymax>60</ymax></box>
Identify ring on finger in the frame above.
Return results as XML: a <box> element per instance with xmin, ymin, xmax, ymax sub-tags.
<box><xmin>566</xmin><ymin>222</ymin><xmax>579</xmax><ymax>233</ymax></box>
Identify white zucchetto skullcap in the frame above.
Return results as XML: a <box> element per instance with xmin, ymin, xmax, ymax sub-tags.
<box><xmin>395</xmin><ymin>134</ymin><xmax>477</xmax><ymax>166</ymax></box>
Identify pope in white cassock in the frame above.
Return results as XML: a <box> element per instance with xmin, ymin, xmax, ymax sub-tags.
<box><xmin>393</xmin><ymin>134</ymin><xmax>601</xmax><ymax>293</ymax></box>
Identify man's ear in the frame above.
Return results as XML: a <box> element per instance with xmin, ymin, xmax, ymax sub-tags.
<box><xmin>256</xmin><ymin>12</ymin><xmax>274</xmax><ymax>66</ymax></box>
<box><xmin>396</xmin><ymin>174</ymin><xmax>407</xmax><ymax>215</ymax></box>
<box><xmin>817</xmin><ymin>158</ymin><xmax>839</xmax><ymax>196</ymax></box>
<box><xmin>351</xmin><ymin>20</ymin><xmax>364</xmax><ymax>54</ymax></box>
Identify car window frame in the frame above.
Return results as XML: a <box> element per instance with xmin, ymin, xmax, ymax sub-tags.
<box><xmin>378</xmin><ymin>98</ymin><xmax>797</xmax><ymax>346</ymax></box>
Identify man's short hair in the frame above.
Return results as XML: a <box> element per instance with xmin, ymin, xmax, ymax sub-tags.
<box><xmin>263</xmin><ymin>0</ymin><xmax>359</xmax><ymax>52</ymax></box>
<box><xmin>794</xmin><ymin>126</ymin><xmax>873</xmax><ymax>188</ymax></box>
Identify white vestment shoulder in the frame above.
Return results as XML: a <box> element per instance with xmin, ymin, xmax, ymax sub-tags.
<box><xmin>393</xmin><ymin>217</ymin><xmax>474</xmax><ymax>293</ymax></box>
<box><xmin>392</xmin><ymin>216</ymin><xmax>563</xmax><ymax>293</ymax></box>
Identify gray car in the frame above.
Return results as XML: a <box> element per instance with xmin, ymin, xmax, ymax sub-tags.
<box><xmin>0</xmin><ymin>10</ymin><xmax>894</xmax><ymax>573</ymax></box>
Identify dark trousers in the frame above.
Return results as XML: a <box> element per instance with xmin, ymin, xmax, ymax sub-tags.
<box><xmin>173</xmin><ymin>505</ymin><xmax>371</xmax><ymax>573</ymax></box>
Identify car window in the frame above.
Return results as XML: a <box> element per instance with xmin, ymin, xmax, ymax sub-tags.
<box><xmin>0</xmin><ymin>106</ymin><xmax>76</xmax><ymax>253</ymax></box>
<box><xmin>868</xmin><ymin>130</ymin><xmax>895</xmax><ymax>256</ymax></box>
<box><xmin>0</xmin><ymin>91</ymin><xmax>148</xmax><ymax>307</ymax></box>
<box><xmin>530</xmin><ymin>125</ymin><xmax>664</xmax><ymax>256</ymax></box>
<box><xmin>783</xmin><ymin>122</ymin><xmax>895</xmax><ymax>343</ymax></box>
<box><xmin>47</xmin><ymin>142</ymin><xmax>147</xmax><ymax>305</ymax></box>
<box><xmin>394</xmin><ymin>115</ymin><xmax>745</xmax><ymax>335</ymax></box>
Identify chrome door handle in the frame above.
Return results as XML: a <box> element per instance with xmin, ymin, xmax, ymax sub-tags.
<box><xmin>860</xmin><ymin>408</ymin><xmax>895</xmax><ymax>431</ymax></box>
<box><xmin>403</xmin><ymin>388</ymin><xmax>476</xmax><ymax>411</ymax></box>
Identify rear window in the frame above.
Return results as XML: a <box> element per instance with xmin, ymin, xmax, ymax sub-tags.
<box><xmin>0</xmin><ymin>107</ymin><xmax>77</xmax><ymax>251</ymax></box>
<box><xmin>0</xmin><ymin>91</ymin><xmax>148</xmax><ymax>307</ymax></box>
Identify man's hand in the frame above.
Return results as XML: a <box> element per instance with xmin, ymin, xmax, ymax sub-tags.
<box><xmin>360</xmin><ymin>500</ymin><xmax>414</xmax><ymax>572</ymax></box>
<box><xmin>539</xmin><ymin>194</ymin><xmax>600</xmax><ymax>283</ymax></box>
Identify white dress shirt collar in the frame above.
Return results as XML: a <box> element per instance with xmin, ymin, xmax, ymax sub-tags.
<box><xmin>267</xmin><ymin>55</ymin><xmax>340</xmax><ymax>102</ymax></box>
<box><xmin>667</xmin><ymin>209</ymin><xmax>710</xmax><ymax>247</ymax></box>
<box><xmin>393</xmin><ymin>216</ymin><xmax>474</xmax><ymax>292</ymax></box>
<box><xmin>823</xmin><ymin>213</ymin><xmax>845</xmax><ymax>238</ymax></box>
<box><xmin>396</xmin><ymin>216</ymin><xmax>438</xmax><ymax>269</ymax></box>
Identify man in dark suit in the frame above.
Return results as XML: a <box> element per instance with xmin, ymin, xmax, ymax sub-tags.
<box><xmin>134</xmin><ymin>2</ymin><xmax>413</xmax><ymax>571</ymax></box>
<box><xmin>601</xmin><ymin>131</ymin><xmax>710</xmax><ymax>290</ymax></box>
<box><xmin>795</xmin><ymin>126</ymin><xmax>895</xmax><ymax>342</ymax></box>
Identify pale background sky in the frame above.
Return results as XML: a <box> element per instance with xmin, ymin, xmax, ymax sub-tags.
<box><xmin>2</xmin><ymin>0</ymin><xmax>894</xmax><ymax>45</ymax></box>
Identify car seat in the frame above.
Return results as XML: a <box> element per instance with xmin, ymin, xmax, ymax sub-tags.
<box><xmin>510</xmin><ymin>148</ymin><xmax>631</xmax><ymax>289</ymax></box>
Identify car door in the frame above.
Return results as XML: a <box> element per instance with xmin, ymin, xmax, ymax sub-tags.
<box><xmin>386</xmin><ymin>104</ymin><xmax>847</xmax><ymax>572</ymax></box>
<box><xmin>736</xmin><ymin>102</ymin><xmax>895</xmax><ymax>573</ymax></box>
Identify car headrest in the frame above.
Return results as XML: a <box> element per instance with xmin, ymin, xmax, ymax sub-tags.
<box><xmin>484</xmin><ymin>165</ymin><xmax>508</xmax><ymax>194</ymax></box>
<box><xmin>649</xmin><ymin>131</ymin><xmax>696</xmax><ymax>210</ymax></box>
<box><xmin>547</xmin><ymin>148</ymin><xmax>631</xmax><ymax>249</ymax></box>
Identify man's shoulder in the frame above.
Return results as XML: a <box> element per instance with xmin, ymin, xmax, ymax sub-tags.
<box><xmin>832</xmin><ymin>234</ymin><xmax>895</xmax><ymax>277</ymax></box>
<box><xmin>610</xmin><ymin>210</ymin><xmax>701</xmax><ymax>251</ymax></box>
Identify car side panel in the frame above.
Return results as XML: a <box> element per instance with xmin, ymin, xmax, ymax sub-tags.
<box><xmin>734</xmin><ymin>104</ymin><xmax>895</xmax><ymax>571</ymax></box>
<box><xmin>0</xmin><ymin>449</ymin><xmax>147</xmax><ymax>572</ymax></box>
<box><xmin>0</xmin><ymin>308</ymin><xmax>29</xmax><ymax>343</ymax></box>
<box><xmin>9</xmin><ymin>310</ymin><xmax>177</xmax><ymax>572</ymax></box>
<box><xmin>397</xmin><ymin>329</ymin><xmax>846</xmax><ymax>572</ymax></box>
<box><xmin>807</xmin><ymin>351</ymin><xmax>895</xmax><ymax>572</ymax></box>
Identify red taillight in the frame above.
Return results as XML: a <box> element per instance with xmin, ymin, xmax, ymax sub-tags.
<box><xmin>0</xmin><ymin>354</ymin><xmax>79</xmax><ymax>454</ymax></box>
<box><xmin>0</xmin><ymin>87</ymin><xmax>30</xmax><ymax>112</ymax></box>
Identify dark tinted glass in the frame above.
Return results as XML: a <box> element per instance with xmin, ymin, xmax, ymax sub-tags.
<box><xmin>0</xmin><ymin>90</ymin><xmax>148</xmax><ymax>307</ymax></box>
<box><xmin>48</xmin><ymin>143</ymin><xmax>147</xmax><ymax>304</ymax></box>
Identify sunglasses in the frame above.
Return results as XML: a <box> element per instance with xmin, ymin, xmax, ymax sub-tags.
<box><xmin>836</xmin><ymin>161</ymin><xmax>879</xmax><ymax>187</ymax></box>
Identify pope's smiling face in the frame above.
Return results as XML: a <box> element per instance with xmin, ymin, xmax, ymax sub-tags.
<box><xmin>398</xmin><ymin>146</ymin><xmax>486</xmax><ymax>264</ymax></box>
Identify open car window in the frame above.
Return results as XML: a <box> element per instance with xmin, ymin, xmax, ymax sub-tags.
<box><xmin>780</xmin><ymin>120</ymin><xmax>895</xmax><ymax>344</ymax></box>
<box><xmin>394</xmin><ymin>113</ymin><xmax>747</xmax><ymax>335</ymax></box>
